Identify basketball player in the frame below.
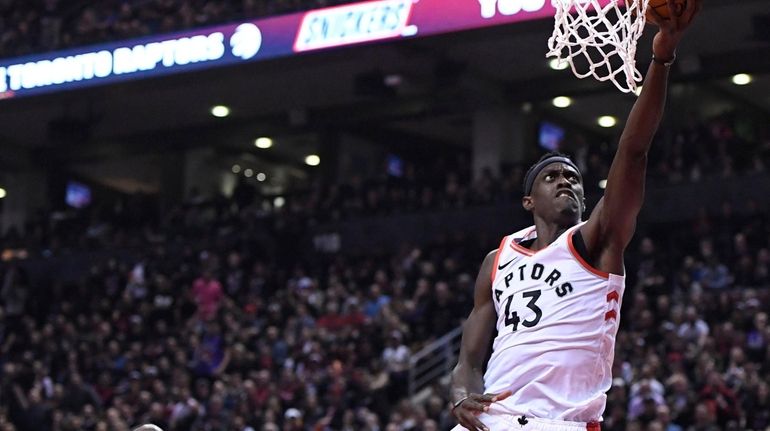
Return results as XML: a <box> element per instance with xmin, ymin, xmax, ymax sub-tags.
<box><xmin>450</xmin><ymin>1</ymin><xmax>702</xmax><ymax>430</ymax></box>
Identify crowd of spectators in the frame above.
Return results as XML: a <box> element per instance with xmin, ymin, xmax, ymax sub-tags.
<box><xmin>1</xmin><ymin>216</ymin><xmax>482</xmax><ymax>431</ymax></box>
<box><xmin>230</xmin><ymin>111</ymin><xmax>770</xmax><ymax>225</ymax></box>
<box><xmin>0</xmin><ymin>72</ymin><xmax>768</xmax><ymax>430</ymax></box>
<box><xmin>1</xmin><ymin>147</ymin><xmax>770</xmax><ymax>431</ymax></box>
<box><xmin>0</xmin><ymin>0</ymin><xmax>360</xmax><ymax>59</ymax></box>
<box><xmin>3</xmin><ymin>111</ymin><xmax>766</xmax><ymax>260</ymax></box>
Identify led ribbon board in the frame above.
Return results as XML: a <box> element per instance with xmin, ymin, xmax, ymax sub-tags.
<box><xmin>0</xmin><ymin>0</ymin><xmax>613</xmax><ymax>99</ymax></box>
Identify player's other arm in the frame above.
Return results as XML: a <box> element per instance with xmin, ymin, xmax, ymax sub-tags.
<box><xmin>581</xmin><ymin>0</ymin><xmax>702</xmax><ymax>272</ymax></box>
<box><xmin>450</xmin><ymin>250</ymin><xmax>511</xmax><ymax>431</ymax></box>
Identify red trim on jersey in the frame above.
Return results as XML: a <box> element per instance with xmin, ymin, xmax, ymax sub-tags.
<box><xmin>490</xmin><ymin>236</ymin><xmax>507</xmax><ymax>283</ymax></box>
<box><xmin>606</xmin><ymin>291</ymin><xmax>620</xmax><ymax>303</ymax></box>
<box><xmin>605</xmin><ymin>310</ymin><xmax>617</xmax><ymax>321</ymax></box>
<box><xmin>587</xmin><ymin>422</ymin><xmax>601</xmax><ymax>431</ymax></box>
<box><xmin>509</xmin><ymin>227</ymin><xmax>538</xmax><ymax>256</ymax></box>
<box><xmin>510</xmin><ymin>241</ymin><xmax>536</xmax><ymax>256</ymax></box>
<box><xmin>567</xmin><ymin>230</ymin><xmax>610</xmax><ymax>279</ymax></box>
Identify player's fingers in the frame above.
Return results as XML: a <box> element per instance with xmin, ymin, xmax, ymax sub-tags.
<box><xmin>646</xmin><ymin>5</ymin><xmax>667</xmax><ymax>28</ymax></box>
<box><xmin>455</xmin><ymin>412</ymin><xmax>477</xmax><ymax>431</ymax></box>
<box><xmin>476</xmin><ymin>393</ymin><xmax>496</xmax><ymax>403</ymax></box>
<box><xmin>460</xmin><ymin>399</ymin><xmax>489</xmax><ymax>412</ymax></box>
<box><xmin>492</xmin><ymin>389</ymin><xmax>513</xmax><ymax>401</ymax></box>
<box><xmin>460</xmin><ymin>412</ymin><xmax>490</xmax><ymax>431</ymax></box>
<box><xmin>478</xmin><ymin>390</ymin><xmax>512</xmax><ymax>403</ymax></box>
<box><xmin>670</xmin><ymin>0</ymin><xmax>687</xmax><ymax>29</ymax></box>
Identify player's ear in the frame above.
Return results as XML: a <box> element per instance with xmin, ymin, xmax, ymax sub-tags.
<box><xmin>522</xmin><ymin>195</ymin><xmax>533</xmax><ymax>212</ymax></box>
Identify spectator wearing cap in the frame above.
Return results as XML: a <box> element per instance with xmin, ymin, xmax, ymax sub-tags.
<box><xmin>283</xmin><ymin>408</ymin><xmax>303</xmax><ymax>431</ymax></box>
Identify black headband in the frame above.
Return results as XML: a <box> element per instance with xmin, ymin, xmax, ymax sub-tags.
<box><xmin>523</xmin><ymin>156</ymin><xmax>581</xmax><ymax>195</ymax></box>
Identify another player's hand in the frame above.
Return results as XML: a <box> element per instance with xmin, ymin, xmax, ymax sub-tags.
<box><xmin>649</xmin><ymin>0</ymin><xmax>702</xmax><ymax>58</ymax></box>
<box><xmin>451</xmin><ymin>390</ymin><xmax>512</xmax><ymax>431</ymax></box>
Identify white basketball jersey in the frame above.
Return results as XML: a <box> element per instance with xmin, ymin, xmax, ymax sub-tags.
<box><xmin>483</xmin><ymin>223</ymin><xmax>625</xmax><ymax>422</ymax></box>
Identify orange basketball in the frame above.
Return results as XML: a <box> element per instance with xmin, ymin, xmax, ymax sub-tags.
<box><xmin>645</xmin><ymin>0</ymin><xmax>687</xmax><ymax>20</ymax></box>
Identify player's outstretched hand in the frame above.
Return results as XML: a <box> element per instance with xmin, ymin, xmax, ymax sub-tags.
<box><xmin>649</xmin><ymin>0</ymin><xmax>702</xmax><ymax>59</ymax></box>
<box><xmin>451</xmin><ymin>390</ymin><xmax>512</xmax><ymax>431</ymax></box>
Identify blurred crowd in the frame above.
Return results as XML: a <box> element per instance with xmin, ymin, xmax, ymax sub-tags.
<box><xmin>0</xmin><ymin>36</ymin><xmax>769</xmax><ymax>427</ymax></box>
<box><xmin>3</xmin><ymin>111</ymin><xmax>766</xmax><ymax>260</ymax></box>
<box><xmin>1</xmin><ymin>157</ymin><xmax>770</xmax><ymax>431</ymax></box>
<box><xmin>1</xmin><ymin>221</ymin><xmax>481</xmax><ymax>431</ymax></box>
<box><xmin>255</xmin><ymin>111</ymin><xmax>770</xmax><ymax>224</ymax></box>
<box><xmin>0</xmin><ymin>0</ymin><xmax>359</xmax><ymax>59</ymax></box>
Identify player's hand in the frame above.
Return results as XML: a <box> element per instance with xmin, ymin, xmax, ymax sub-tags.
<box><xmin>649</xmin><ymin>0</ymin><xmax>702</xmax><ymax>59</ymax></box>
<box><xmin>451</xmin><ymin>390</ymin><xmax>512</xmax><ymax>431</ymax></box>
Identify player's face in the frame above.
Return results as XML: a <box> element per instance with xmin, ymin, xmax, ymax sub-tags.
<box><xmin>522</xmin><ymin>162</ymin><xmax>584</xmax><ymax>224</ymax></box>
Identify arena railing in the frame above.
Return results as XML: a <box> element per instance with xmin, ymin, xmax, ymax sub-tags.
<box><xmin>408</xmin><ymin>325</ymin><xmax>463</xmax><ymax>401</ymax></box>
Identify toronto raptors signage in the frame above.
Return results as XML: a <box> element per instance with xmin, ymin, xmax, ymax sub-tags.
<box><xmin>0</xmin><ymin>0</ymin><xmax>613</xmax><ymax>99</ymax></box>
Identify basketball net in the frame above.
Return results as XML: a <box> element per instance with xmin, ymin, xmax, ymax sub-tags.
<box><xmin>547</xmin><ymin>0</ymin><xmax>649</xmax><ymax>93</ymax></box>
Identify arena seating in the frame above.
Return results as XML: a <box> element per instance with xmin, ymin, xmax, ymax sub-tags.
<box><xmin>1</xmin><ymin>113</ymin><xmax>769</xmax><ymax>430</ymax></box>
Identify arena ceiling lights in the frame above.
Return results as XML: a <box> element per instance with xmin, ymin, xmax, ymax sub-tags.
<box><xmin>548</xmin><ymin>59</ymin><xmax>569</xmax><ymax>71</ymax></box>
<box><xmin>552</xmin><ymin>96</ymin><xmax>572</xmax><ymax>108</ymax></box>
<box><xmin>210</xmin><ymin>105</ymin><xmax>230</xmax><ymax>118</ymax></box>
<box><xmin>731</xmin><ymin>74</ymin><xmax>752</xmax><ymax>86</ymax></box>
<box><xmin>254</xmin><ymin>137</ymin><xmax>273</xmax><ymax>149</ymax></box>
<box><xmin>597</xmin><ymin>116</ymin><xmax>617</xmax><ymax>128</ymax></box>
<box><xmin>0</xmin><ymin>0</ymin><xmax>616</xmax><ymax>99</ymax></box>
<box><xmin>304</xmin><ymin>155</ymin><xmax>321</xmax><ymax>166</ymax></box>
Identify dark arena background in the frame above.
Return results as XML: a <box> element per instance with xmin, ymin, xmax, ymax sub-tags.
<box><xmin>0</xmin><ymin>0</ymin><xmax>770</xmax><ymax>430</ymax></box>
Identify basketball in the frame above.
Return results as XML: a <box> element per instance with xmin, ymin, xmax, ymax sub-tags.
<box><xmin>646</xmin><ymin>0</ymin><xmax>687</xmax><ymax>20</ymax></box>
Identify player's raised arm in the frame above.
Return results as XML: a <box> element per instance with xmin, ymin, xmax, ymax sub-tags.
<box><xmin>449</xmin><ymin>250</ymin><xmax>511</xmax><ymax>431</ymax></box>
<box><xmin>581</xmin><ymin>0</ymin><xmax>702</xmax><ymax>272</ymax></box>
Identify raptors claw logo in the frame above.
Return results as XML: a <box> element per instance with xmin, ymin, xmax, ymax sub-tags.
<box><xmin>230</xmin><ymin>23</ymin><xmax>262</xmax><ymax>60</ymax></box>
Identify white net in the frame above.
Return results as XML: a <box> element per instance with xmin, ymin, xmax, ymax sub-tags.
<box><xmin>547</xmin><ymin>0</ymin><xmax>649</xmax><ymax>93</ymax></box>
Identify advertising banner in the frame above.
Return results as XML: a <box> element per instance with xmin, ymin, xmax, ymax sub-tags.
<box><xmin>0</xmin><ymin>0</ymin><xmax>614</xmax><ymax>99</ymax></box>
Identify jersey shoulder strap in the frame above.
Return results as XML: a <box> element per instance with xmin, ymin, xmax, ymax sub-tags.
<box><xmin>490</xmin><ymin>225</ymin><xmax>536</xmax><ymax>283</ymax></box>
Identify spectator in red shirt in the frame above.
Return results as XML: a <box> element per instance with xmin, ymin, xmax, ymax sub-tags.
<box><xmin>317</xmin><ymin>301</ymin><xmax>345</xmax><ymax>331</ymax></box>
<box><xmin>698</xmin><ymin>371</ymin><xmax>739</xmax><ymax>428</ymax></box>
<box><xmin>191</xmin><ymin>270</ymin><xmax>223</xmax><ymax>321</ymax></box>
